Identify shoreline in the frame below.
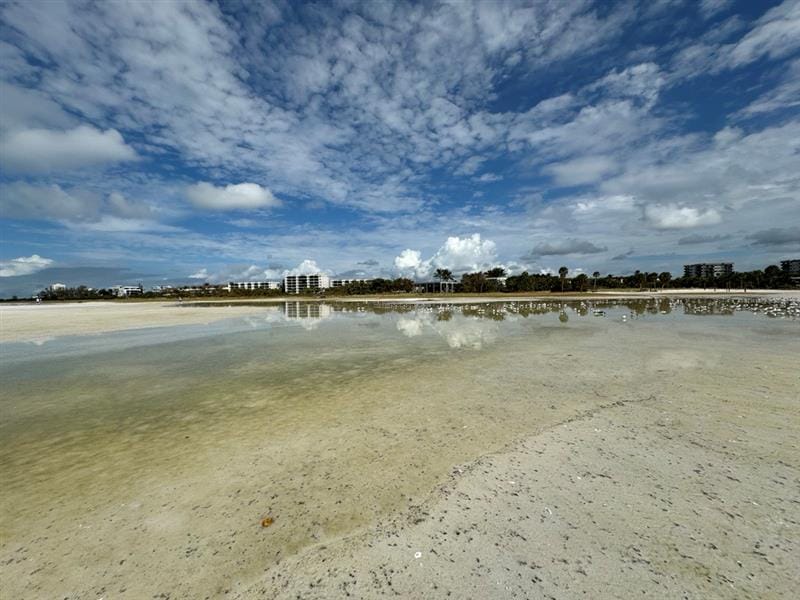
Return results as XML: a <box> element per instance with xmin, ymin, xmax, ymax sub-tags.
<box><xmin>2</xmin><ymin>291</ymin><xmax>798</xmax><ymax>343</ymax></box>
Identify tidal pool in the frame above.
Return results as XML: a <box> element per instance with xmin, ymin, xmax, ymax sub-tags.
<box><xmin>1</xmin><ymin>298</ymin><xmax>798</xmax><ymax>598</ymax></box>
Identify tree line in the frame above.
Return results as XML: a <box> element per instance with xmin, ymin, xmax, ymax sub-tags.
<box><xmin>7</xmin><ymin>263</ymin><xmax>794</xmax><ymax>302</ymax></box>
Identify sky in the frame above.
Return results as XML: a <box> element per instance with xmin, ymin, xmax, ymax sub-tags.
<box><xmin>1</xmin><ymin>0</ymin><xmax>799</xmax><ymax>295</ymax></box>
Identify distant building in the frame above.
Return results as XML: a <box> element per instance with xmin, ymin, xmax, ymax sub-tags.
<box><xmin>283</xmin><ymin>274</ymin><xmax>331</xmax><ymax>294</ymax></box>
<box><xmin>414</xmin><ymin>281</ymin><xmax>456</xmax><ymax>293</ymax></box>
<box><xmin>486</xmin><ymin>276</ymin><xmax>507</xmax><ymax>287</ymax></box>
<box><xmin>225</xmin><ymin>281</ymin><xmax>281</xmax><ymax>292</ymax></box>
<box><xmin>49</xmin><ymin>283</ymin><xmax>67</xmax><ymax>291</ymax></box>
<box><xmin>331</xmin><ymin>278</ymin><xmax>373</xmax><ymax>287</ymax></box>
<box><xmin>781</xmin><ymin>259</ymin><xmax>800</xmax><ymax>276</ymax></box>
<box><xmin>683</xmin><ymin>263</ymin><xmax>733</xmax><ymax>278</ymax></box>
<box><xmin>114</xmin><ymin>284</ymin><xmax>144</xmax><ymax>297</ymax></box>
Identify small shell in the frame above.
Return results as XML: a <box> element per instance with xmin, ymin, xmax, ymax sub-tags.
<box><xmin>261</xmin><ymin>517</ymin><xmax>274</xmax><ymax>528</ymax></box>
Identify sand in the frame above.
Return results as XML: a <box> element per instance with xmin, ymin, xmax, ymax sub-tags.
<box><xmin>248</xmin><ymin>378</ymin><xmax>799</xmax><ymax>599</ymax></box>
<box><xmin>1</xmin><ymin>299</ymin><xmax>798</xmax><ymax>599</ymax></box>
<box><xmin>0</xmin><ymin>300</ymin><xmax>284</xmax><ymax>342</ymax></box>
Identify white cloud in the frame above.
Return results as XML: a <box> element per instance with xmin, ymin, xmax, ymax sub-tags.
<box><xmin>737</xmin><ymin>58</ymin><xmax>800</xmax><ymax>116</ymax></box>
<box><xmin>394</xmin><ymin>249</ymin><xmax>424</xmax><ymax>273</ymax></box>
<box><xmin>0</xmin><ymin>254</ymin><xmax>54</xmax><ymax>277</ymax></box>
<box><xmin>0</xmin><ymin>125</ymin><xmax>136</xmax><ymax>173</ymax></box>
<box><xmin>0</xmin><ymin>182</ymin><xmax>171</xmax><ymax>231</ymax></box>
<box><xmin>699</xmin><ymin>0</ymin><xmax>732</xmax><ymax>20</ymax></box>
<box><xmin>726</xmin><ymin>0</ymin><xmax>800</xmax><ymax>68</ymax></box>
<box><xmin>546</xmin><ymin>156</ymin><xmax>616</xmax><ymax>186</ymax></box>
<box><xmin>189</xmin><ymin>268</ymin><xmax>209</xmax><ymax>280</ymax></box>
<box><xmin>286</xmin><ymin>259</ymin><xmax>327</xmax><ymax>276</ymax></box>
<box><xmin>186</xmin><ymin>182</ymin><xmax>282</xmax><ymax>211</ymax></box>
<box><xmin>590</xmin><ymin>62</ymin><xmax>665</xmax><ymax>107</ymax></box>
<box><xmin>0</xmin><ymin>0</ymin><xmax>632</xmax><ymax>213</ymax></box>
<box><xmin>394</xmin><ymin>234</ymin><xmax>498</xmax><ymax>278</ymax></box>
<box><xmin>475</xmin><ymin>172</ymin><xmax>503</xmax><ymax>183</ymax></box>
<box><xmin>454</xmin><ymin>155</ymin><xmax>486</xmax><ymax>176</ymax></box>
<box><xmin>644</xmin><ymin>204</ymin><xmax>722</xmax><ymax>229</ymax></box>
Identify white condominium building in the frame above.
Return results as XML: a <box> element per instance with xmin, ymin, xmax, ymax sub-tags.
<box><xmin>331</xmin><ymin>278</ymin><xmax>373</xmax><ymax>287</ymax></box>
<box><xmin>226</xmin><ymin>281</ymin><xmax>281</xmax><ymax>292</ymax></box>
<box><xmin>283</xmin><ymin>273</ymin><xmax>331</xmax><ymax>294</ymax></box>
<box><xmin>114</xmin><ymin>284</ymin><xmax>144</xmax><ymax>297</ymax></box>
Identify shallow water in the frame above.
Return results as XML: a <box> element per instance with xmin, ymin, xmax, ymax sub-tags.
<box><xmin>1</xmin><ymin>298</ymin><xmax>798</xmax><ymax>598</ymax></box>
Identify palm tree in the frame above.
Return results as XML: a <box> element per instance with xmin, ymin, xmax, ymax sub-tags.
<box><xmin>558</xmin><ymin>266</ymin><xmax>568</xmax><ymax>292</ymax></box>
<box><xmin>592</xmin><ymin>271</ymin><xmax>600</xmax><ymax>291</ymax></box>
<box><xmin>658</xmin><ymin>271</ymin><xmax>671</xmax><ymax>290</ymax></box>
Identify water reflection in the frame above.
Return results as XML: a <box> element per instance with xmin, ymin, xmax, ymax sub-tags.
<box><xmin>396</xmin><ymin>311</ymin><xmax>499</xmax><ymax>349</ymax></box>
<box><xmin>18</xmin><ymin>296</ymin><xmax>791</xmax><ymax>359</ymax></box>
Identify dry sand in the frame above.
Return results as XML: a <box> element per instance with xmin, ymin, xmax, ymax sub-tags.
<box><xmin>0</xmin><ymin>300</ymin><xmax>283</xmax><ymax>342</ymax></box>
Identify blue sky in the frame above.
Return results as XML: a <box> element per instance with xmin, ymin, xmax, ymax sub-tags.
<box><xmin>1</xmin><ymin>0</ymin><xmax>799</xmax><ymax>295</ymax></box>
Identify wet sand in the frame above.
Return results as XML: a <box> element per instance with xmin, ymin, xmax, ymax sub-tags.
<box><xmin>1</xmin><ymin>301</ymin><xmax>798</xmax><ymax>599</ymax></box>
<box><xmin>250</xmin><ymin>357</ymin><xmax>799</xmax><ymax>599</ymax></box>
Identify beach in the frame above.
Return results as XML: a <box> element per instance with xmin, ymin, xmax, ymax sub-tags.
<box><xmin>1</xmin><ymin>297</ymin><xmax>798</xmax><ymax>599</ymax></box>
<box><xmin>1</xmin><ymin>290</ymin><xmax>796</xmax><ymax>343</ymax></box>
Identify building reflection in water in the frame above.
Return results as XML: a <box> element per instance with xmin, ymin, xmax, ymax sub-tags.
<box><xmin>284</xmin><ymin>301</ymin><xmax>333</xmax><ymax>320</ymax></box>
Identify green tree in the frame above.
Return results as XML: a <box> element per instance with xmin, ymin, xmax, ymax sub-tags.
<box><xmin>658</xmin><ymin>271</ymin><xmax>672</xmax><ymax>289</ymax></box>
<box><xmin>461</xmin><ymin>272</ymin><xmax>488</xmax><ymax>293</ymax></box>
<box><xmin>574</xmin><ymin>273</ymin><xmax>589</xmax><ymax>292</ymax></box>
<box><xmin>433</xmin><ymin>268</ymin><xmax>454</xmax><ymax>292</ymax></box>
<box><xmin>485</xmin><ymin>267</ymin><xmax>507</xmax><ymax>278</ymax></box>
<box><xmin>592</xmin><ymin>271</ymin><xmax>600</xmax><ymax>291</ymax></box>
<box><xmin>558</xmin><ymin>266</ymin><xmax>568</xmax><ymax>292</ymax></box>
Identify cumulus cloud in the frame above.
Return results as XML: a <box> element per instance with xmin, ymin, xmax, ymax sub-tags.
<box><xmin>0</xmin><ymin>254</ymin><xmax>54</xmax><ymax>277</ymax></box>
<box><xmin>286</xmin><ymin>259</ymin><xmax>327</xmax><ymax>276</ymax></box>
<box><xmin>527</xmin><ymin>238</ymin><xmax>607</xmax><ymax>257</ymax></box>
<box><xmin>644</xmin><ymin>204</ymin><xmax>722</xmax><ymax>229</ymax></box>
<box><xmin>395</xmin><ymin>234</ymin><xmax>498</xmax><ymax>279</ymax></box>
<box><xmin>186</xmin><ymin>182</ymin><xmax>282</xmax><ymax>211</ymax></box>
<box><xmin>0</xmin><ymin>125</ymin><xmax>136</xmax><ymax>173</ymax></box>
<box><xmin>394</xmin><ymin>249</ymin><xmax>425</xmax><ymax>274</ymax></box>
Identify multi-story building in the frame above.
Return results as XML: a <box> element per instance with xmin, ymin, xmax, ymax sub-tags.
<box><xmin>781</xmin><ymin>259</ymin><xmax>800</xmax><ymax>276</ymax></box>
<box><xmin>683</xmin><ymin>263</ymin><xmax>733</xmax><ymax>279</ymax></box>
<box><xmin>414</xmin><ymin>280</ymin><xmax>456</xmax><ymax>293</ymax></box>
<box><xmin>331</xmin><ymin>278</ymin><xmax>373</xmax><ymax>287</ymax></box>
<box><xmin>283</xmin><ymin>273</ymin><xmax>331</xmax><ymax>294</ymax></box>
<box><xmin>225</xmin><ymin>281</ymin><xmax>281</xmax><ymax>292</ymax></box>
<box><xmin>114</xmin><ymin>284</ymin><xmax>144</xmax><ymax>297</ymax></box>
<box><xmin>49</xmin><ymin>283</ymin><xmax>67</xmax><ymax>291</ymax></box>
